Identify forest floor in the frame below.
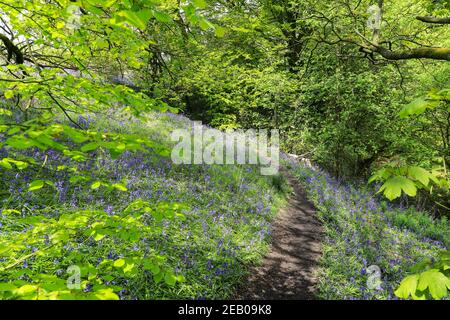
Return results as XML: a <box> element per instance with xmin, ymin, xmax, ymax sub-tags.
<box><xmin>235</xmin><ymin>169</ymin><xmax>323</xmax><ymax>299</ymax></box>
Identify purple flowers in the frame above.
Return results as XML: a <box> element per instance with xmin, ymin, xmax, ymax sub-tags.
<box><xmin>292</xmin><ymin>162</ymin><xmax>448</xmax><ymax>300</ymax></box>
<box><xmin>0</xmin><ymin>112</ymin><xmax>287</xmax><ymax>300</ymax></box>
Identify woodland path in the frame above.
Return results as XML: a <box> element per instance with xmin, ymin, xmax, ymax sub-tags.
<box><xmin>235</xmin><ymin>169</ymin><xmax>323</xmax><ymax>300</ymax></box>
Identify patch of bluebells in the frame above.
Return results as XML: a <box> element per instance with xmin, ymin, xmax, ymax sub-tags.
<box><xmin>0</xmin><ymin>111</ymin><xmax>284</xmax><ymax>299</ymax></box>
<box><xmin>289</xmin><ymin>159</ymin><xmax>448</xmax><ymax>300</ymax></box>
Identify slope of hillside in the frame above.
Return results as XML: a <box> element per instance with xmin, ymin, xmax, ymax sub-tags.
<box><xmin>0</xmin><ymin>111</ymin><xmax>288</xmax><ymax>300</ymax></box>
<box><xmin>1</xmin><ymin>110</ymin><xmax>448</xmax><ymax>300</ymax></box>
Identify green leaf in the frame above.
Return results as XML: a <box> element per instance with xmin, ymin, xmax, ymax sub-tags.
<box><xmin>164</xmin><ymin>272</ymin><xmax>177</xmax><ymax>286</ymax></box>
<box><xmin>368</xmin><ymin>167</ymin><xmax>393</xmax><ymax>183</ymax></box>
<box><xmin>112</xmin><ymin>183</ymin><xmax>127</xmax><ymax>191</ymax></box>
<box><xmin>113</xmin><ymin>259</ymin><xmax>126</xmax><ymax>268</ymax></box>
<box><xmin>6</xmin><ymin>135</ymin><xmax>36</xmax><ymax>150</ymax></box>
<box><xmin>0</xmin><ymin>108</ymin><xmax>12</xmax><ymax>116</ymax></box>
<box><xmin>0</xmin><ymin>159</ymin><xmax>13</xmax><ymax>170</ymax></box>
<box><xmin>417</xmin><ymin>269</ymin><xmax>450</xmax><ymax>300</ymax></box>
<box><xmin>102</xmin><ymin>275</ymin><xmax>115</xmax><ymax>282</ymax></box>
<box><xmin>193</xmin><ymin>0</ymin><xmax>207</xmax><ymax>9</ymax></box>
<box><xmin>91</xmin><ymin>181</ymin><xmax>102</xmax><ymax>189</ymax></box>
<box><xmin>69</xmin><ymin>175</ymin><xmax>91</xmax><ymax>184</ymax></box>
<box><xmin>0</xmin><ymin>283</ymin><xmax>17</xmax><ymax>292</ymax></box>
<box><xmin>215</xmin><ymin>26</ymin><xmax>226</xmax><ymax>38</ymax></box>
<box><xmin>28</xmin><ymin>180</ymin><xmax>45</xmax><ymax>191</ymax></box>
<box><xmin>93</xmin><ymin>233</ymin><xmax>106</xmax><ymax>241</ymax></box>
<box><xmin>81</xmin><ymin>142</ymin><xmax>99</xmax><ymax>152</ymax></box>
<box><xmin>152</xmin><ymin>10</ymin><xmax>172</xmax><ymax>23</ymax></box>
<box><xmin>93</xmin><ymin>288</ymin><xmax>119</xmax><ymax>300</ymax></box>
<box><xmin>8</xmin><ymin>159</ymin><xmax>28</xmax><ymax>170</ymax></box>
<box><xmin>45</xmin><ymin>180</ymin><xmax>55</xmax><ymax>188</ymax></box>
<box><xmin>198</xmin><ymin>18</ymin><xmax>212</xmax><ymax>31</ymax></box>
<box><xmin>2</xmin><ymin>209</ymin><xmax>20</xmax><ymax>215</ymax></box>
<box><xmin>175</xmin><ymin>213</ymin><xmax>187</xmax><ymax>221</ymax></box>
<box><xmin>394</xmin><ymin>274</ymin><xmax>419</xmax><ymax>299</ymax></box>
<box><xmin>378</xmin><ymin>176</ymin><xmax>417</xmax><ymax>200</ymax></box>
<box><xmin>123</xmin><ymin>262</ymin><xmax>135</xmax><ymax>274</ymax></box>
<box><xmin>153</xmin><ymin>271</ymin><xmax>164</xmax><ymax>283</ymax></box>
<box><xmin>119</xmin><ymin>10</ymin><xmax>151</xmax><ymax>29</ymax></box>
<box><xmin>407</xmin><ymin>166</ymin><xmax>437</xmax><ymax>186</ymax></box>
<box><xmin>143</xmin><ymin>260</ymin><xmax>160</xmax><ymax>275</ymax></box>
<box><xmin>63</xmin><ymin>126</ymin><xmax>89</xmax><ymax>144</ymax></box>
<box><xmin>56</xmin><ymin>21</ymin><xmax>65</xmax><ymax>29</ymax></box>
<box><xmin>399</xmin><ymin>97</ymin><xmax>440</xmax><ymax>118</ymax></box>
<box><xmin>4</xmin><ymin>90</ymin><xmax>14</xmax><ymax>99</ymax></box>
<box><xmin>14</xmin><ymin>284</ymin><xmax>38</xmax><ymax>296</ymax></box>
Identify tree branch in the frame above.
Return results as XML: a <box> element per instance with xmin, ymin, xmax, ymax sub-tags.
<box><xmin>416</xmin><ymin>16</ymin><xmax>450</xmax><ymax>25</ymax></box>
<box><xmin>374</xmin><ymin>46</ymin><xmax>450</xmax><ymax>61</ymax></box>
<box><xmin>0</xmin><ymin>33</ymin><xmax>24</xmax><ymax>64</ymax></box>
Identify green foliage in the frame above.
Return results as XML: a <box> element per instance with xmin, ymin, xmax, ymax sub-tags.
<box><xmin>399</xmin><ymin>89</ymin><xmax>450</xmax><ymax>117</ymax></box>
<box><xmin>395</xmin><ymin>250</ymin><xmax>450</xmax><ymax>300</ymax></box>
<box><xmin>0</xmin><ymin>0</ymin><xmax>449</xmax><ymax>301</ymax></box>
<box><xmin>370</xmin><ymin>87</ymin><xmax>449</xmax><ymax>209</ymax></box>
<box><xmin>292</xmin><ymin>163</ymin><xmax>448</xmax><ymax>300</ymax></box>
<box><xmin>369</xmin><ymin>87</ymin><xmax>450</xmax><ymax>299</ymax></box>
<box><xmin>369</xmin><ymin>165</ymin><xmax>439</xmax><ymax>201</ymax></box>
<box><xmin>0</xmin><ymin>201</ymin><xmax>188</xmax><ymax>300</ymax></box>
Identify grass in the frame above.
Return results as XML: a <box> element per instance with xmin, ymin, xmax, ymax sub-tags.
<box><xmin>286</xmin><ymin>158</ymin><xmax>448</xmax><ymax>300</ymax></box>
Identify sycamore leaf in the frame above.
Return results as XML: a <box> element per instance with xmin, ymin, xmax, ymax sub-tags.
<box><xmin>417</xmin><ymin>269</ymin><xmax>450</xmax><ymax>300</ymax></box>
<box><xmin>407</xmin><ymin>166</ymin><xmax>438</xmax><ymax>186</ymax></box>
<box><xmin>378</xmin><ymin>176</ymin><xmax>417</xmax><ymax>200</ymax></box>
<box><xmin>368</xmin><ymin>167</ymin><xmax>393</xmax><ymax>183</ymax></box>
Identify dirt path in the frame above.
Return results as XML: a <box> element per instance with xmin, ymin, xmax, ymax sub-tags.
<box><xmin>235</xmin><ymin>170</ymin><xmax>323</xmax><ymax>300</ymax></box>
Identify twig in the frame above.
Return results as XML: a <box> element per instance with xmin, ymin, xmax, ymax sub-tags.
<box><xmin>46</xmin><ymin>91</ymin><xmax>83</xmax><ymax>129</ymax></box>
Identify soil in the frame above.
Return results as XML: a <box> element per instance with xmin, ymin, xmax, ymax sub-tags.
<box><xmin>234</xmin><ymin>170</ymin><xmax>323</xmax><ymax>300</ymax></box>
